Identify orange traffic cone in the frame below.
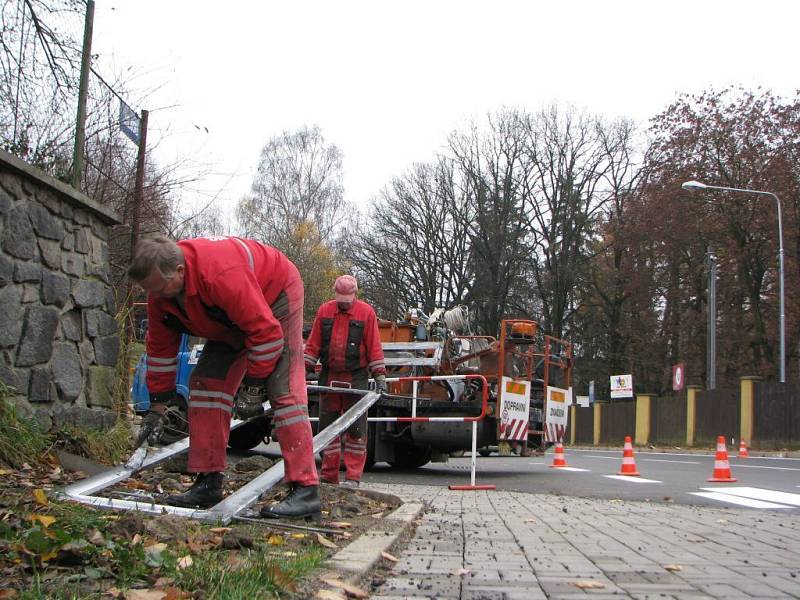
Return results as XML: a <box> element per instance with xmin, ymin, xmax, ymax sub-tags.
<box><xmin>549</xmin><ymin>442</ymin><xmax>568</xmax><ymax>468</ymax></box>
<box><xmin>617</xmin><ymin>436</ymin><xmax>640</xmax><ymax>476</ymax></box>
<box><xmin>708</xmin><ymin>435</ymin><xmax>737</xmax><ymax>482</ymax></box>
<box><xmin>738</xmin><ymin>439</ymin><xmax>750</xmax><ymax>458</ymax></box>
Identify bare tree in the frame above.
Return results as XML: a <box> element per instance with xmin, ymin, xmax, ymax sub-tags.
<box><xmin>237</xmin><ymin>125</ymin><xmax>346</xmax><ymax>245</ymax></box>
<box><xmin>347</xmin><ymin>158</ymin><xmax>473</xmax><ymax>318</ymax></box>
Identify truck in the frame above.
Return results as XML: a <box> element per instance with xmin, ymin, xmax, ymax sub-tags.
<box><xmin>130</xmin><ymin>306</ymin><xmax>573</xmax><ymax>468</ymax></box>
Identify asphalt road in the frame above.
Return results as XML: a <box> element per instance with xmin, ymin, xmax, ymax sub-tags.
<box><xmin>360</xmin><ymin>447</ymin><xmax>800</xmax><ymax>511</ymax></box>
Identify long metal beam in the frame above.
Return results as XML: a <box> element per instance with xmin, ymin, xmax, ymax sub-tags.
<box><xmin>55</xmin><ymin>393</ymin><xmax>381</xmax><ymax>524</ymax></box>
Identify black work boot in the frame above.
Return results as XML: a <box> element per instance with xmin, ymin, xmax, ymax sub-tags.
<box><xmin>165</xmin><ymin>472</ymin><xmax>224</xmax><ymax>508</ymax></box>
<box><xmin>260</xmin><ymin>484</ymin><xmax>321</xmax><ymax>520</ymax></box>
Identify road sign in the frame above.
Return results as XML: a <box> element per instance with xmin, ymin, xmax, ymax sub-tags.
<box><xmin>672</xmin><ymin>363</ymin><xmax>685</xmax><ymax>391</ymax></box>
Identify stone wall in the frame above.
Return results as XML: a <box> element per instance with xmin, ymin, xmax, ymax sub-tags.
<box><xmin>0</xmin><ymin>149</ymin><xmax>122</xmax><ymax>432</ymax></box>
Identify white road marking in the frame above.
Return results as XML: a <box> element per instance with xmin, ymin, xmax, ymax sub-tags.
<box><xmin>690</xmin><ymin>491</ymin><xmax>793</xmax><ymax>509</ymax></box>
<box><xmin>641</xmin><ymin>459</ymin><xmax>700</xmax><ymax>464</ymax></box>
<box><xmin>527</xmin><ymin>461</ymin><xmax>545</xmax><ymax>465</ymax></box>
<box><xmin>582</xmin><ymin>455</ymin><xmax>618</xmax><ymax>459</ymax></box>
<box><xmin>729</xmin><ymin>464</ymin><xmax>800</xmax><ymax>472</ymax></box>
<box><xmin>569</xmin><ymin>448</ymin><xmax>800</xmax><ymax>461</ymax></box>
<box><xmin>549</xmin><ymin>466</ymin><xmax>590</xmax><ymax>472</ymax></box>
<box><xmin>604</xmin><ymin>475</ymin><xmax>662</xmax><ymax>483</ymax></box>
<box><xmin>700</xmin><ymin>487</ymin><xmax>800</xmax><ymax>507</ymax></box>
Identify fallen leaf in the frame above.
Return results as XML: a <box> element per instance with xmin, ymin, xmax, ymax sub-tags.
<box><xmin>267</xmin><ymin>535</ymin><xmax>284</xmax><ymax>546</ymax></box>
<box><xmin>208</xmin><ymin>527</ymin><xmax>232</xmax><ymax>534</ymax></box>
<box><xmin>153</xmin><ymin>577</ymin><xmax>174</xmax><ymax>588</ymax></box>
<box><xmin>162</xmin><ymin>589</ymin><xmax>191</xmax><ymax>600</ymax></box>
<box><xmin>0</xmin><ymin>590</ymin><xmax>19</xmax><ymax>599</ymax></box>
<box><xmin>315</xmin><ymin>591</ymin><xmax>346</xmax><ymax>600</ymax></box>
<box><xmin>319</xmin><ymin>577</ymin><xmax>369</xmax><ymax>599</ymax></box>
<box><xmin>131</xmin><ymin>534</ymin><xmax>143</xmax><ymax>545</ymax></box>
<box><xmin>176</xmin><ymin>555</ymin><xmax>193</xmax><ymax>570</ymax></box>
<box><xmin>316</xmin><ymin>533</ymin><xmax>338</xmax><ymax>549</ymax></box>
<box><xmin>380</xmin><ymin>551</ymin><xmax>398</xmax><ymax>562</ymax></box>
<box><xmin>327</xmin><ymin>521</ymin><xmax>352</xmax><ymax>529</ymax></box>
<box><xmin>0</xmin><ymin>469</ymin><xmax>12</xmax><ymax>476</ymax></box>
<box><xmin>452</xmin><ymin>568</ymin><xmax>470</xmax><ymax>576</ymax></box>
<box><xmin>88</xmin><ymin>529</ymin><xmax>105</xmax><ymax>546</ymax></box>
<box><xmin>28</xmin><ymin>514</ymin><xmax>56</xmax><ymax>528</ymax></box>
<box><xmin>572</xmin><ymin>581</ymin><xmax>605</xmax><ymax>589</ymax></box>
<box><xmin>717</xmin><ymin>519</ymin><xmax>728</xmax><ymax>524</ymax></box>
<box><xmin>33</xmin><ymin>489</ymin><xmax>48</xmax><ymax>507</ymax></box>
<box><xmin>124</xmin><ymin>590</ymin><xmax>167</xmax><ymax>600</ymax></box>
<box><xmin>290</xmin><ymin>533</ymin><xmax>306</xmax><ymax>539</ymax></box>
<box><xmin>523</xmin><ymin>518</ymin><xmax>536</xmax><ymax>523</ymax></box>
<box><xmin>664</xmin><ymin>564</ymin><xmax>682</xmax><ymax>572</ymax></box>
<box><xmin>103</xmin><ymin>588</ymin><xmax>122</xmax><ymax>598</ymax></box>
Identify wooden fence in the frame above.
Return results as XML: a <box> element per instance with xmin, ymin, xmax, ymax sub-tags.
<box><xmin>567</xmin><ymin>378</ymin><xmax>799</xmax><ymax>449</ymax></box>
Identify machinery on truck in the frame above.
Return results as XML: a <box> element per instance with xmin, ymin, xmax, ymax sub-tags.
<box><xmin>361</xmin><ymin>306</ymin><xmax>573</xmax><ymax>469</ymax></box>
<box><xmin>131</xmin><ymin>305</ymin><xmax>573</xmax><ymax>469</ymax></box>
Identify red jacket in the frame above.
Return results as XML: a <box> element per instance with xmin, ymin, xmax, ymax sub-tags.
<box><xmin>304</xmin><ymin>299</ymin><xmax>385</xmax><ymax>375</ymax></box>
<box><xmin>145</xmin><ymin>237</ymin><xmax>293</xmax><ymax>394</ymax></box>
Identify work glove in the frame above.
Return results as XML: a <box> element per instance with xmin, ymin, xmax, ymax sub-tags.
<box><xmin>374</xmin><ymin>374</ymin><xmax>387</xmax><ymax>395</ymax></box>
<box><xmin>235</xmin><ymin>376</ymin><xmax>268</xmax><ymax>420</ymax></box>
<box><xmin>135</xmin><ymin>409</ymin><xmax>167</xmax><ymax>448</ymax></box>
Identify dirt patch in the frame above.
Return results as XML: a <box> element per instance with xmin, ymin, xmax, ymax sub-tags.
<box><xmin>0</xmin><ymin>453</ymin><xmax>406</xmax><ymax>598</ymax></box>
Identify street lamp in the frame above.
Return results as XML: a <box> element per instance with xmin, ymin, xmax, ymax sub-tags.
<box><xmin>682</xmin><ymin>180</ymin><xmax>786</xmax><ymax>383</ymax></box>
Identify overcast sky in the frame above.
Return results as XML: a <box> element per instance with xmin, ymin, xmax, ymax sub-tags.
<box><xmin>92</xmin><ymin>0</ymin><xmax>799</xmax><ymax>221</ymax></box>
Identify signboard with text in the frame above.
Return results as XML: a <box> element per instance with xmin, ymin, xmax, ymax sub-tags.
<box><xmin>545</xmin><ymin>385</ymin><xmax>570</xmax><ymax>442</ymax></box>
<box><xmin>498</xmin><ymin>377</ymin><xmax>530</xmax><ymax>441</ymax></box>
<box><xmin>610</xmin><ymin>374</ymin><xmax>633</xmax><ymax>399</ymax></box>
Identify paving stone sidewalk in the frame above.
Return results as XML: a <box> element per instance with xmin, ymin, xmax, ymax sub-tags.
<box><xmin>364</xmin><ymin>484</ymin><xmax>800</xmax><ymax>600</ymax></box>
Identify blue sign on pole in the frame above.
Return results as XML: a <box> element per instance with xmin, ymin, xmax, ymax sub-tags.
<box><xmin>119</xmin><ymin>100</ymin><xmax>140</xmax><ymax>145</ymax></box>
<box><xmin>589</xmin><ymin>380</ymin><xmax>595</xmax><ymax>404</ymax></box>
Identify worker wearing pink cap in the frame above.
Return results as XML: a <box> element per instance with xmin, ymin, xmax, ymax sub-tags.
<box><xmin>303</xmin><ymin>275</ymin><xmax>386</xmax><ymax>486</ymax></box>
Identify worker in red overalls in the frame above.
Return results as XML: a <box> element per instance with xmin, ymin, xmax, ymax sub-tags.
<box><xmin>304</xmin><ymin>275</ymin><xmax>386</xmax><ymax>487</ymax></box>
<box><xmin>128</xmin><ymin>236</ymin><xmax>320</xmax><ymax>518</ymax></box>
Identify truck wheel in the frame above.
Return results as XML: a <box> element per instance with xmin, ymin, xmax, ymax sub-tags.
<box><xmin>387</xmin><ymin>445</ymin><xmax>432</xmax><ymax>469</ymax></box>
<box><xmin>228</xmin><ymin>417</ymin><xmax>270</xmax><ymax>450</ymax></box>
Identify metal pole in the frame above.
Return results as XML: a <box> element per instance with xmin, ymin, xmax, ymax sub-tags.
<box><xmin>125</xmin><ymin>109</ymin><xmax>148</xmax><ymax>340</ymax></box>
<box><xmin>771</xmin><ymin>192</ymin><xmax>786</xmax><ymax>383</ymax></box>
<box><xmin>686</xmin><ymin>183</ymin><xmax>786</xmax><ymax>383</ymax></box>
<box><xmin>470</xmin><ymin>420</ymin><xmax>477</xmax><ymax>487</ymax></box>
<box><xmin>71</xmin><ymin>0</ymin><xmax>95</xmax><ymax>190</ymax></box>
<box><xmin>707</xmin><ymin>245</ymin><xmax>717</xmax><ymax>389</ymax></box>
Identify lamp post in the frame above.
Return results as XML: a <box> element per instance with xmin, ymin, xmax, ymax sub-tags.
<box><xmin>682</xmin><ymin>180</ymin><xmax>785</xmax><ymax>383</ymax></box>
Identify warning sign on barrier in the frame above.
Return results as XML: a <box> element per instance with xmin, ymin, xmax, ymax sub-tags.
<box><xmin>545</xmin><ymin>385</ymin><xmax>571</xmax><ymax>442</ymax></box>
<box><xmin>499</xmin><ymin>377</ymin><xmax>530</xmax><ymax>441</ymax></box>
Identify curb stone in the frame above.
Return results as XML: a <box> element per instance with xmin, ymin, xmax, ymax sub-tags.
<box><xmin>327</xmin><ymin>486</ymin><xmax>424</xmax><ymax>582</ymax></box>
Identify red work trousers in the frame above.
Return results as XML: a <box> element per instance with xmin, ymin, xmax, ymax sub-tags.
<box><xmin>186</xmin><ymin>265</ymin><xmax>318</xmax><ymax>487</ymax></box>
<box><xmin>319</xmin><ymin>368</ymin><xmax>368</xmax><ymax>483</ymax></box>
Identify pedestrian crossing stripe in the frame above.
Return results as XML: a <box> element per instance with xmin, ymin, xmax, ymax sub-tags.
<box><xmin>697</xmin><ymin>486</ymin><xmax>800</xmax><ymax>507</ymax></box>
<box><xmin>604</xmin><ymin>475</ymin><xmax>662</xmax><ymax>483</ymax></box>
<box><xmin>690</xmin><ymin>491</ymin><xmax>792</xmax><ymax>509</ymax></box>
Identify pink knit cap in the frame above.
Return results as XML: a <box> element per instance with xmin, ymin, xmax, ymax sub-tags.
<box><xmin>334</xmin><ymin>275</ymin><xmax>358</xmax><ymax>303</ymax></box>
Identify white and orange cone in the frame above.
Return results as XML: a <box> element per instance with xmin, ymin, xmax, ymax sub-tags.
<box><xmin>617</xmin><ymin>436</ymin><xmax>640</xmax><ymax>476</ymax></box>
<box><xmin>738</xmin><ymin>439</ymin><xmax>750</xmax><ymax>458</ymax></box>
<box><xmin>549</xmin><ymin>442</ymin><xmax>568</xmax><ymax>468</ymax></box>
<box><xmin>708</xmin><ymin>435</ymin><xmax>737</xmax><ymax>482</ymax></box>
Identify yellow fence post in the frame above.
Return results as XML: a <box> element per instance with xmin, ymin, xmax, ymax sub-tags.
<box><xmin>569</xmin><ymin>405</ymin><xmax>576</xmax><ymax>445</ymax></box>
<box><xmin>739</xmin><ymin>376</ymin><xmax>761</xmax><ymax>446</ymax></box>
<box><xmin>686</xmin><ymin>385</ymin><xmax>701</xmax><ymax>447</ymax></box>
<box><xmin>635</xmin><ymin>393</ymin><xmax>652</xmax><ymax>446</ymax></box>
<box><xmin>593</xmin><ymin>402</ymin><xmax>601</xmax><ymax>446</ymax></box>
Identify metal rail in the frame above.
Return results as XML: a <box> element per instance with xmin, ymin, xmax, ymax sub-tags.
<box><xmin>55</xmin><ymin>393</ymin><xmax>381</xmax><ymax>524</ymax></box>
